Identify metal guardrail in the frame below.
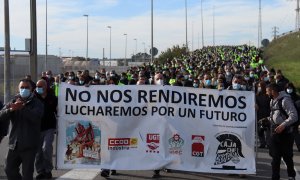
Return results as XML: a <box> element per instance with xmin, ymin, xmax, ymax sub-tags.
<box><xmin>276</xmin><ymin>28</ymin><xmax>300</xmax><ymax>39</ymax></box>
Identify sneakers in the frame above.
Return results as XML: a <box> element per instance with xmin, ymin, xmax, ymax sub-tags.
<box><xmin>258</xmin><ymin>144</ymin><xmax>266</xmax><ymax>148</ymax></box>
<box><xmin>100</xmin><ymin>170</ymin><xmax>110</xmax><ymax>178</ymax></box>
<box><xmin>36</xmin><ymin>172</ymin><xmax>52</xmax><ymax>179</ymax></box>
<box><xmin>111</xmin><ymin>170</ymin><xmax>117</xmax><ymax>175</ymax></box>
<box><xmin>152</xmin><ymin>170</ymin><xmax>160</xmax><ymax>178</ymax></box>
<box><xmin>164</xmin><ymin>169</ymin><xmax>172</xmax><ymax>173</ymax></box>
<box><xmin>288</xmin><ymin>177</ymin><xmax>295</xmax><ymax>180</ymax></box>
<box><xmin>151</xmin><ymin>173</ymin><xmax>161</xmax><ymax>178</ymax></box>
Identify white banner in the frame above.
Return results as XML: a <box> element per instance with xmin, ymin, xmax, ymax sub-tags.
<box><xmin>57</xmin><ymin>83</ymin><xmax>256</xmax><ymax>174</ymax></box>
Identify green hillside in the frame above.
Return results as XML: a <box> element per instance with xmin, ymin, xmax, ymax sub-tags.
<box><xmin>263</xmin><ymin>31</ymin><xmax>300</xmax><ymax>92</ymax></box>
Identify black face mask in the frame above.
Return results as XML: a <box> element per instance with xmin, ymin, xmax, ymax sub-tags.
<box><xmin>268</xmin><ymin>94</ymin><xmax>273</xmax><ymax>99</ymax></box>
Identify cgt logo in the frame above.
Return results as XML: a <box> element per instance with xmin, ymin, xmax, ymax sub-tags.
<box><xmin>146</xmin><ymin>134</ymin><xmax>160</xmax><ymax>153</ymax></box>
<box><xmin>192</xmin><ymin>135</ymin><xmax>205</xmax><ymax>157</ymax></box>
<box><xmin>108</xmin><ymin>138</ymin><xmax>138</xmax><ymax>150</ymax></box>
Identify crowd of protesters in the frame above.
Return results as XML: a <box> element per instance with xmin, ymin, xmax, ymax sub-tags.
<box><xmin>0</xmin><ymin>45</ymin><xmax>299</xmax><ymax>180</ymax></box>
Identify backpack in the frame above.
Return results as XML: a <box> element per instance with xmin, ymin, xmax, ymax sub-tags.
<box><xmin>277</xmin><ymin>97</ymin><xmax>300</xmax><ymax>133</ymax></box>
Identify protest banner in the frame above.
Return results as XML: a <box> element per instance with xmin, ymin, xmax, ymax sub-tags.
<box><xmin>57</xmin><ymin>83</ymin><xmax>256</xmax><ymax>174</ymax></box>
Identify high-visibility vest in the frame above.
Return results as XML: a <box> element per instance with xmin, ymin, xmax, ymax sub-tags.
<box><xmin>54</xmin><ymin>83</ymin><xmax>59</xmax><ymax>97</ymax></box>
<box><xmin>169</xmin><ymin>79</ymin><xmax>176</xmax><ymax>85</ymax></box>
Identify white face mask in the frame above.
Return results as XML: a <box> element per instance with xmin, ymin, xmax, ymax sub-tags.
<box><xmin>286</xmin><ymin>88</ymin><xmax>293</xmax><ymax>94</ymax></box>
<box><xmin>156</xmin><ymin>79</ymin><xmax>164</xmax><ymax>85</ymax></box>
<box><xmin>257</xmin><ymin>87</ymin><xmax>262</xmax><ymax>93</ymax></box>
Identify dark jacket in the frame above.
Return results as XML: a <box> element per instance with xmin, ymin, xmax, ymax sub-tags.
<box><xmin>256</xmin><ymin>93</ymin><xmax>271</xmax><ymax>120</ymax></box>
<box><xmin>0</xmin><ymin>94</ymin><xmax>44</xmax><ymax>151</ymax></box>
<box><xmin>0</xmin><ymin>101</ymin><xmax>9</xmax><ymax>137</ymax></box>
<box><xmin>36</xmin><ymin>92</ymin><xmax>58</xmax><ymax>131</ymax></box>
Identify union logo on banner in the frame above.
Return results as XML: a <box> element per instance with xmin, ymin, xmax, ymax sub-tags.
<box><xmin>146</xmin><ymin>134</ymin><xmax>160</xmax><ymax>153</ymax></box>
<box><xmin>168</xmin><ymin>134</ymin><xmax>184</xmax><ymax>155</ymax></box>
<box><xmin>108</xmin><ymin>138</ymin><xmax>138</xmax><ymax>151</ymax></box>
<box><xmin>211</xmin><ymin>132</ymin><xmax>246</xmax><ymax>171</ymax></box>
<box><xmin>191</xmin><ymin>135</ymin><xmax>205</xmax><ymax>157</ymax></box>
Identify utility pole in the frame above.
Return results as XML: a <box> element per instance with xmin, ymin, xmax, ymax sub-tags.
<box><xmin>296</xmin><ymin>0</ymin><xmax>300</xmax><ymax>30</ymax></box>
<box><xmin>201</xmin><ymin>0</ymin><xmax>204</xmax><ymax>48</ymax></box>
<box><xmin>30</xmin><ymin>0</ymin><xmax>38</xmax><ymax>82</ymax></box>
<box><xmin>272</xmin><ymin>26</ymin><xmax>279</xmax><ymax>39</ymax></box>
<box><xmin>151</xmin><ymin>0</ymin><xmax>154</xmax><ymax>63</ymax></box>
<box><xmin>213</xmin><ymin>5</ymin><xmax>215</xmax><ymax>46</ymax></box>
<box><xmin>192</xmin><ymin>21</ymin><xmax>194</xmax><ymax>51</ymax></box>
<box><xmin>45</xmin><ymin>0</ymin><xmax>48</xmax><ymax>71</ymax></box>
<box><xmin>103</xmin><ymin>48</ymin><xmax>105</xmax><ymax>66</ymax></box>
<box><xmin>4</xmin><ymin>0</ymin><xmax>11</xmax><ymax>103</ymax></box>
<box><xmin>185</xmin><ymin>0</ymin><xmax>188</xmax><ymax>52</ymax></box>
<box><xmin>258</xmin><ymin>0</ymin><xmax>262</xmax><ymax>48</ymax></box>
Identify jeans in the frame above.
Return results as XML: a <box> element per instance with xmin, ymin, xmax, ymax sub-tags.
<box><xmin>35</xmin><ymin>129</ymin><xmax>55</xmax><ymax>174</ymax></box>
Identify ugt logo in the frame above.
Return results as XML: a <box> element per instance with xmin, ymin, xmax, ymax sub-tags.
<box><xmin>191</xmin><ymin>135</ymin><xmax>205</xmax><ymax>157</ymax></box>
<box><xmin>168</xmin><ymin>134</ymin><xmax>184</xmax><ymax>155</ymax></box>
<box><xmin>146</xmin><ymin>134</ymin><xmax>160</xmax><ymax>153</ymax></box>
<box><xmin>214</xmin><ymin>133</ymin><xmax>244</xmax><ymax>165</ymax></box>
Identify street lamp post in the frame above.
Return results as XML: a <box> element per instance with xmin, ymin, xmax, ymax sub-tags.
<box><xmin>201</xmin><ymin>0</ymin><xmax>204</xmax><ymax>48</ymax></box>
<box><xmin>4</xmin><ymin>0</ymin><xmax>11</xmax><ymax>103</ymax></box>
<box><xmin>45</xmin><ymin>0</ymin><xmax>48</xmax><ymax>71</ymax></box>
<box><xmin>185</xmin><ymin>0</ymin><xmax>188</xmax><ymax>52</ymax></box>
<box><xmin>134</xmin><ymin>38</ymin><xmax>137</xmax><ymax>62</ymax></box>
<box><xmin>124</xmin><ymin>33</ymin><xmax>127</xmax><ymax>66</ymax></box>
<box><xmin>134</xmin><ymin>38</ymin><xmax>138</xmax><ymax>54</ymax></box>
<box><xmin>107</xmin><ymin>26</ymin><xmax>112</xmax><ymax>66</ymax></box>
<box><xmin>83</xmin><ymin>14</ymin><xmax>89</xmax><ymax>67</ymax></box>
<box><xmin>151</xmin><ymin>0</ymin><xmax>154</xmax><ymax>63</ymax></box>
<box><xmin>142</xmin><ymin>42</ymin><xmax>146</xmax><ymax>63</ymax></box>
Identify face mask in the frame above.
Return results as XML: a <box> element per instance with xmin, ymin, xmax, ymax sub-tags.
<box><xmin>268</xmin><ymin>94</ymin><xmax>274</xmax><ymax>99</ymax></box>
<box><xmin>257</xmin><ymin>87</ymin><xmax>262</xmax><ymax>93</ymax></box>
<box><xmin>100</xmin><ymin>78</ymin><xmax>105</xmax><ymax>83</ymax></box>
<box><xmin>110</xmin><ymin>74</ymin><xmax>115</xmax><ymax>77</ymax></box>
<box><xmin>193</xmin><ymin>83</ymin><xmax>199</xmax><ymax>88</ymax></box>
<box><xmin>244</xmin><ymin>77</ymin><xmax>250</xmax><ymax>81</ymax></box>
<box><xmin>184</xmin><ymin>75</ymin><xmax>189</xmax><ymax>80</ymax></box>
<box><xmin>156</xmin><ymin>79</ymin><xmax>164</xmax><ymax>85</ymax></box>
<box><xmin>286</xmin><ymin>88</ymin><xmax>293</xmax><ymax>94</ymax></box>
<box><xmin>249</xmin><ymin>73</ymin><xmax>254</xmax><ymax>78</ymax></box>
<box><xmin>226</xmin><ymin>72</ymin><xmax>231</xmax><ymax>76</ymax></box>
<box><xmin>46</xmin><ymin>75</ymin><xmax>51</xmax><ymax>79</ymax></box>
<box><xmin>69</xmin><ymin>76</ymin><xmax>74</xmax><ymax>80</ymax></box>
<box><xmin>36</xmin><ymin>87</ymin><xmax>44</xmax><ymax>95</ymax></box>
<box><xmin>188</xmin><ymin>78</ymin><xmax>193</xmax><ymax>81</ymax></box>
<box><xmin>94</xmin><ymin>75</ymin><xmax>100</xmax><ymax>80</ymax></box>
<box><xmin>20</xmin><ymin>88</ymin><xmax>31</xmax><ymax>98</ymax></box>
<box><xmin>264</xmin><ymin>77</ymin><xmax>269</xmax><ymax>82</ymax></box>
<box><xmin>232</xmin><ymin>83</ymin><xmax>241</xmax><ymax>90</ymax></box>
<box><xmin>205</xmin><ymin>80</ymin><xmax>211</xmax><ymax>86</ymax></box>
<box><xmin>241</xmin><ymin>85</ymin><xmax>247</xmax><ymax>90</ymax></box>
<box><xmin>79</xmin><ymin>80</ymin><xmax>84</xmax><ymax>85</ymax></box>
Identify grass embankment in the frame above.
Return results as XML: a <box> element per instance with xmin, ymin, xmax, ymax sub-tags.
<box><xmin>263</xmin><ymin>31</ymin><xmax>300</xmax><ymax>93</ymax></box>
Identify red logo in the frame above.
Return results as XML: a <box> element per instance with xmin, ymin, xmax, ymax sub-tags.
<box><xmin>192</xmin><ymin>135</ymin><xmax>205</xmax><ymax>157</ymax></box>
<box><xmin>108</xmin><ymin>138</ymin><xmax>130</xmax><ymax>146</ymax></box>
<box><xmin>146</xmin><ymin>134</ymin><xmax>160</xmax><ymax>153</ymax></box>
<box><xmin>108</xmin><ymin>138</ymin><xmax>138</xmax><ymax>150</ymax></box>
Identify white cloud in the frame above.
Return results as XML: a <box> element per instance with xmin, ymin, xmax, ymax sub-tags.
<box><xmin>0</xmin><ymin>0</ymin><xmax>297</xmax><ymax>58</ymax></box>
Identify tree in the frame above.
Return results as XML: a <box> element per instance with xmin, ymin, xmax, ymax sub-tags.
<box><xmin>157</xmin><ymin>45</ymin><xmax>188</xmax><ymax>64</ymax></box>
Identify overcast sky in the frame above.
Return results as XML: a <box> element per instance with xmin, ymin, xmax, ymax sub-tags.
<box><xmin>0</xmin><ymin>0</ymin><xmax>297</xmax><ymax>58</ymax></box>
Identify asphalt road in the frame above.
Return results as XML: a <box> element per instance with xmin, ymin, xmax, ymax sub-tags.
<box><xmin>1</xmin><ymin>136</ymin><xmax>300</xmax><ymax>180</ymax></box>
